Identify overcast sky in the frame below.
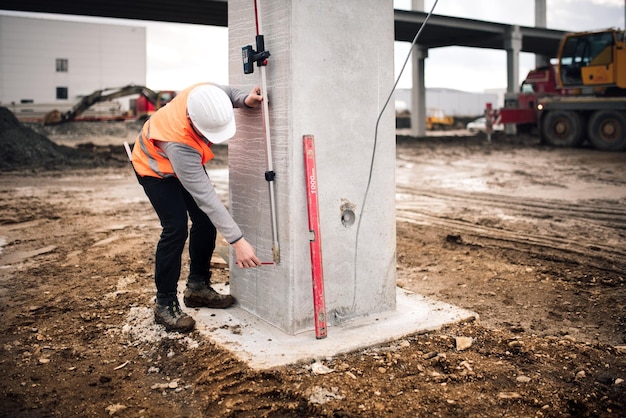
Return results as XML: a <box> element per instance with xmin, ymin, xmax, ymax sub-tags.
<box><xmin>393</xmin><ymin>0</ymin><xmax>625</xmax><ymax>92</ymax></box>
<box><xmin>2</xmin><ymin>0</ymin><xmax>625</xmax><ymax>92</ymax></box>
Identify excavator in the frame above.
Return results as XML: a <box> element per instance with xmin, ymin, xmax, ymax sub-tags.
<box><xmin>43</xmin><ymin>85</ymin><xmax>176</xmax><ymax>125</ymax></box>
<box><xmin>500</xmin><ymin>28</ymin><xmax>626</xmax><ymax>151</ymax></box>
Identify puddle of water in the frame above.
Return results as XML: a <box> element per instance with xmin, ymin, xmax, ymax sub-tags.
<box><xmin>398</xmin><ymin>150</ymin><xmax>626</xmax><ymax>202</ymax></box>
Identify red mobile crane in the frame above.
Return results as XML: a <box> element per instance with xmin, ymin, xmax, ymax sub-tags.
<box><xmin>499</xmin><ymin>28</ymin><xmax>626</xmax><ymax>151</ymax></box>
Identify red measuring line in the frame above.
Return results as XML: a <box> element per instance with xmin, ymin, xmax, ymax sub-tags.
<box><xmin>303</xmin><ymin>135</ymin><xmax>328</xmax><ymax>339</ymax></box>
<box><xmin>253</xmin><ymin>0</ymin><xmax>260</xmax><ymax>35</ymax></box>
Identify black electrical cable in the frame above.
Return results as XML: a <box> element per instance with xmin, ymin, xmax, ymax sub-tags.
<box><xmin>348</xmin><ymin>0</ymin><xmax>440</xmax><ymax>314</ymax></box>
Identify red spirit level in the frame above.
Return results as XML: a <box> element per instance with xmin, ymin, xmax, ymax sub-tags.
<box><xmin>303</xmin><ymin>135</ymin><xmax>328</xmax><ymax>339</ymax></box>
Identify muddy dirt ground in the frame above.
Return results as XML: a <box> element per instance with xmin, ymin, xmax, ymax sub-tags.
<box><xmin>1</xmin><ymin>119</ymin><xmax>625</xmax><ymax>417</ymax></box>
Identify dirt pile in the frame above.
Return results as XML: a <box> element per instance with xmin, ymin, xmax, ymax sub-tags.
<box><xmin>0</xmin><ymin>107</ymin><xmax>128</xmax><ymax>171</ymax></box>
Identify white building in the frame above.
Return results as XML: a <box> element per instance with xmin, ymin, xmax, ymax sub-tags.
<box><xmin>0</xmin><ymin>15</ymin><xmax>146</xmax><ymax>111</ymax></box>
<box><xmin>395</xmin><ymin>87</ymin><xmax>502</xmax><ymax>118</ymax></box>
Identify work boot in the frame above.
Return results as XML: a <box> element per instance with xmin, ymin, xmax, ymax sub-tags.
<box><xmin>154</xmin><ymin>299</ymin><xmax>195</xmax><ymax>332</ymax></box>
<box><xmin>183</xmin><ymin>279</ymin><xmax>235</xmax><ymax>309</ymax></box>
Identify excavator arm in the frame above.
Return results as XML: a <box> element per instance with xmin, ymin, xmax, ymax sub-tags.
<box><xmin>43</xmin><ymin>85</ymin><xmax>160</xmax><ymax>125</ymax></box>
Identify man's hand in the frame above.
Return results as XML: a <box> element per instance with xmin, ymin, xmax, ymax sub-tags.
<box><xmin>244</xmin><ymin>86</ymin><xmax>263</xmax><ymax>108</ymax></box>
<box><xmin>232</xmin><ymin>238</ymin><xmax>261</xmax><ymax>268</ymax></box>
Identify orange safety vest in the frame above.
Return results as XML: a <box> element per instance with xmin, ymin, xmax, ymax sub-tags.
<box><xmin>131</xmin><ymin>83</ymin><xmax>215</xmax><ymax>178</ymax></box>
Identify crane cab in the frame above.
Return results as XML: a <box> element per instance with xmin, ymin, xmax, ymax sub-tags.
<box><xmin>557</xmin><ymin>29</ymin><xmax>626</xmax><ymax>92</ymax></box>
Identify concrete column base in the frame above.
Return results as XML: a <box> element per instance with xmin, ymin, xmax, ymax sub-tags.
<box><xmin>186</xmin><ymin>284</ymin><xmax>478</xmax><ymax>369</ymax></box>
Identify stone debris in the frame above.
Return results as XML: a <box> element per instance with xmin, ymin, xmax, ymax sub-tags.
<box><xmin>308</xmin><ymin>386</ymin><xmax>344</xmax><ymax>405</ymax></box>
<box><xmin>311</xmin><ymin>361</ymin><xmax>334</xmax><ymax>375</ymax></box>
<box><xmin>497</xmin><ymin>392</ymin><xmax>522</xmax><ymax>400</ymax></box>
<box><xmin>105</xmin><ymin>404</ymin><xmax>127</xmax><ymax>416</ymax></box>
<box><xmin>455</xmin><ymin>336</ymin><xmax>473</xmax><ymax>351</ymax></box>
<box><xmin>150</xmin><ymin>380</ymin><xmax>180</xmax><ymax>391</ymax></box>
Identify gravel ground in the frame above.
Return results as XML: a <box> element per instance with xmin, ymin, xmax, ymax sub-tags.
<box><xmin>0</xmin><ymin>114</ymin><xmax>624</xmax><ymax>417</ymax></box>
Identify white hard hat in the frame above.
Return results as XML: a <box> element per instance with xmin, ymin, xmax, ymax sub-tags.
<box><xmin>187</xmin><ymin>85</ymin><xmax>236</xmax><ymax>144</ymax></box>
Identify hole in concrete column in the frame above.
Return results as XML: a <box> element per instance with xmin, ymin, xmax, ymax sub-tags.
<box><xmin>340</xmin><ymin>199</ymin><xmax>356</xmax><ymax>228</ymax></box>
<box><xmin>341</xmin><ymin>209</ymin><xmax>355</xmax><ymax>227</ymax></box>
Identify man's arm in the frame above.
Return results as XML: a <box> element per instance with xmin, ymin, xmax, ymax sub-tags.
<box><xmin>158</xmin><ymin>141</ymin><xmax>261</xmax><ymax>268</ymax></box>
<box><xmin>217</xmin><ymin>85</ymin><xmax>262</xmax><ymax>109</ymax></box>
<box><xmin>157</xmin><ymin>140</ymin><xmax>243</xmax><ymax>244</ymax></box>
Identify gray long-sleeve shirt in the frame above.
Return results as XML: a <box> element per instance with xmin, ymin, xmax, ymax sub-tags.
<box><xmin>155</xmin><ymin>85</ymin><xmax>250</xmax><ymax>244</ymax></box>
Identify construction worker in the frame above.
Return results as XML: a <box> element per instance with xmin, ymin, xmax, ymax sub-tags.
<box><xmin>131</xmin><ymin>83</ymin><xmax>263</xmax><ymax>332</ymax></box>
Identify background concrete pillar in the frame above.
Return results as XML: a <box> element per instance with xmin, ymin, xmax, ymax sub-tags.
<box><xmin>534</xmin><ymin>0</ymin><xmax>549</xmax><ymax>68</ymax></box>
<box><xmin>410</xmin><ymin>46</ymin><xmax>428</xmax><ymax>137</ymax></box>
<box><xmin>410</xmin><ymin>0</ymin><xmax>427</xmax><ymax>137</ymax></box>
<box><xmin>504</xmin><ymin>25</ymin><xmax>523</xmax><ymax>136</ymax></box>
<box><xmin>227</xmin><ymin>0</ymin><xmax>397</xmax><ymax>335</ymax></box>
<box><xmin>505</xmin><ymin>25</ymin><xmax>522</xmax><ymax>94</ymax></box>
<box><xmin>411</xmin><ymin>0</ymin><xmax>425</xmax><ymax>12</ymax></box>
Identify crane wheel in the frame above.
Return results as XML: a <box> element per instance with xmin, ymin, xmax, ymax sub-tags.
<box><xmin>587</xmin><ymin>110</ymin><xmax>626</xmax><ymax>152</ymax></box>
<box><xmin>541</xmin><ymin>110</ymin><xmax>585</xmax><ymax>147</ymax></box>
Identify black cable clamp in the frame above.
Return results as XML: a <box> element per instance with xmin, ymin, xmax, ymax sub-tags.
<box><xmin>265</xmin><ymin>170</ymin><xmax>275</xmax><ymax>182</ymax></box>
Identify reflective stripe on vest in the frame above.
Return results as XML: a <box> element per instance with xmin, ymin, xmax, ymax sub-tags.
<box><xmin>133</xmin><ymin>120</ymin><xmax>174</xmax><ymax>178</ymax></box>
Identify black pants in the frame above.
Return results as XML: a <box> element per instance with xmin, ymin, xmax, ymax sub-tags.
<box><xmin>137</xmin><ymin>174</ymin><xmax>217</xmax><ymax>301</ymax></box>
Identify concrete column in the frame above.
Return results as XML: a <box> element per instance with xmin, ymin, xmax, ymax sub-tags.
<box><xmin>411</xmin><ymin>0</ymin><xmax>425</xmax><ymax>11</ymax></box>
<box><xmin>534</xmin><ymin>0</ymin><xmax>547</xmax><ymax>29</ymax></box>
<box><xmin>410</xmin><ymin>0</ymin><xmax>427</xmax><ymax>136</ymax></box>
<box><xmin>505</xmin><ymin>25</ymin><xmax>522</xmax><ymax>94</ymax></box>
<box><xmin>534</xmin><ymin>0</ymin><xmax>549</xmax><ymax>68</ymax></box>
<box><xmin>504</xmin><ymin>25</ymin><xmax>523</xmax><ymax>135</ymax></box>
<box><xmin>410</xmin><ymin>46</ymin><xmax>428</xmax><ymax>137</ymax></box>
<box><xmin>227</xmin><ymin>0</ymin><xmax>397</xmax><ymax>335</ymax></box>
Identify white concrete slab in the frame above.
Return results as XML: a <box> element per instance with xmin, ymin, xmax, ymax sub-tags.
<box><xmin>183</xmin><ymin>286</ymin><xmax>478</xmax><ymax>370</ymax></box>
